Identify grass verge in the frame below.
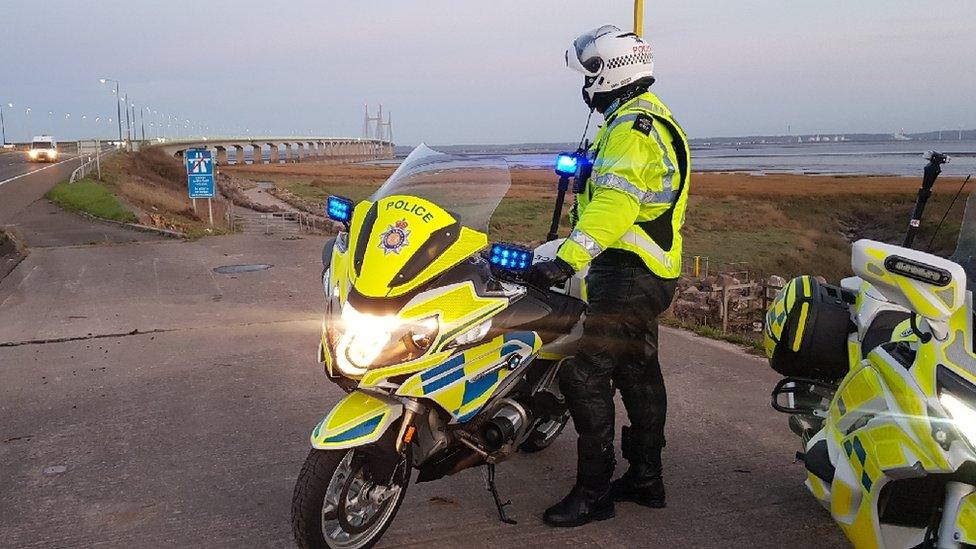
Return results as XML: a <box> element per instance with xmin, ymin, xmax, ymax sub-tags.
<box><xmin>45</xmin><ymin>178</ymin><xmax>137</xmax><ymax>223</ymax></box>
<box><xmin>662</xmin><ymin>315</ymin><xmax>766</xmax><ymax>354</ymax></box>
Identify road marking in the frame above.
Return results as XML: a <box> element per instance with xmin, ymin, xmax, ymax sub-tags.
<box><xmin>0</xmin><ymin>156</ymin><xmax>80</xmax><ymax>188</ymax></box>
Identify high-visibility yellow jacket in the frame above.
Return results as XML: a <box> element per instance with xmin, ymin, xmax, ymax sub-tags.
<box><xmin>556</xmin><ymin>91</ymin><xmax>691</xmax><ymax>280</ymax></box>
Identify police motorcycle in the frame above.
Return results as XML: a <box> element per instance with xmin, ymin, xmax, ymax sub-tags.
<box><xmin>291</xmin><ymin>145</ymin><xmax>593</xmax><ymax>548</ymax></box>
<box><xmin>766</xmin><ymin>152</ymin><xmax>976</xmax><ymax>548</ymax></box>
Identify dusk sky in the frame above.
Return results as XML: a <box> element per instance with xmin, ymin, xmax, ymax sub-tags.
<box><xmin>1</xmin><ymin>0</ymin><xmax>974</xmax><ymax>144</ymax></box>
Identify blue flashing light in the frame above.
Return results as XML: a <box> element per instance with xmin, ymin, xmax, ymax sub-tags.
<box><xmin>555</xmin><ymin>152</ymin><xmax>579</xmax><ymax>177</ymax></box>
<box><xmin>327</xmin><ymin>195</ymin><xmax>353</xmax><ymax>223</ymax></box>
<box><xmin>489</xmin><ymin>243</ymin><xmax>533</xmax><ymax>272</ymax></box>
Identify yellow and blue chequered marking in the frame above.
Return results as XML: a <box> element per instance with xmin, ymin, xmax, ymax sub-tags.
<box><xmin>764</xmin><ymin>276</ymin><xmax>812</xmax><ymax>357</ymax></box>
<box><xmin>317</xmin><ymin>413</ymin><xmax>385</xmax><ymax>444</ymax></box>
<box><xmin>311</xmin><ymin>390</ymin><xmax>401</xmax><ymax>449</ymax></box>
<box><xmin>397</xmin><ymin>332</ymin><xmax>540</xmax><ymax>424</ymax></box>
<box><xmin>843</xmin><ymin>436</ymin><xmax>873</xmax><ymax>492</ymax></box>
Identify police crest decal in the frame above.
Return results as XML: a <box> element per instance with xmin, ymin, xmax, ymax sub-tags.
<box><xmin>378</xmin><ymin>219</ymin><xmax>410</xmax><ymax>255</ymax></box>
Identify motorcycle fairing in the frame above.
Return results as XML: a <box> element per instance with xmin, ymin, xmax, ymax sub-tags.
<box><xmin>311</xmin><ymin>390</ymin><xmax>404</xmax><ymax>450</ymax></box>
<box><xmin>396</xmin><ymin>331</ymin><xmax>541</xmax><ymax>424</ymax></box>
<box><xmin>953</xmin><ymin>492</ymin><xmax>976</xmax><ymax>544</ymax></box>
<box><xmin>852</xmin><ymin>240</ymin><xmax>966</xmax><ymax>322</ymax></box>
<box><xmin>824</xmin><ymin>346</ymin><xmax>956</xmax><ymax>546</ymax></box>
<box><xmin>357</xmin><ymin>281</ymin><xmax>510</xmax><ymax>386</ymax></box>
<box><xmin>347</xmin><ymin>195</ymin><xmax>489</xmax><ymax>299</ymax></box>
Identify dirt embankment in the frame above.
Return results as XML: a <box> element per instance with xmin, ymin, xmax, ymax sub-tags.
<box><xmin>101</xmin><ymin>147</ymin><xmax>231</xmax><ymax>236</ymax></box>
<box><xmin>224</xmin><ymin>162</ymin><xmax>969</xmax><ymax>281</ymax></box>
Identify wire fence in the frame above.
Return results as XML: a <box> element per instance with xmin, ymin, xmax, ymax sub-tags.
<box><xmin>676</xmin><ymin>254</ymin><xmax>786</xmax><ymax>334</ymax></box>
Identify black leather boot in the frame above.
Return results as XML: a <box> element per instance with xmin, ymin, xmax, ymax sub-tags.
<box><xmin>543</xmin><ymin>436</ymin><xmax>616</xmax><ymax>527</ymax></box>
<box><xmin>611</xmin><ymin>426</ymin><xmax>665</xmax><ymax>508</ymax></box>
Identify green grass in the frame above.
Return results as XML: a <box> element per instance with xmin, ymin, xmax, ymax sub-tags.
<box><xmin>45</xmin><ymin>178</ymin><xmax>137</xmax><ymax>223</ymax></box>
<box><xmin>490</xmin><ymin>198</ymin><xmax>571</xmax><ymax>244</ymax></box>
<box><xmin>662</xmin><ymin>316</ymin><xmax>765</xmax><ymax>353</ymax></box>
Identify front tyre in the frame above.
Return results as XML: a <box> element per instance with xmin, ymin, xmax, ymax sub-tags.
<box><xmin>292</xmin><ymin>448</ymin><xmax>410</xmax><ymax>549</ymax></box>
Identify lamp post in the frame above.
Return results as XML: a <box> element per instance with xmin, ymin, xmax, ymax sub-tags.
<box><xmin>99</xmin><ymin>78</ymin><xmax>123</xmax><ymax>144</ymax></box>
<box><xmin>141</xmin><ymin>106</ymin><xmax>148</xmax><ymax>142</ymax></box>
<box><xmin>120</xmin><ymin>95</ymin><xmax>131</xmax><ymax>147</ymax></box>
<box><xmin>0</xmin><ymin>102</ymin><xmax>10</xmax><ymax>146</ymax></box>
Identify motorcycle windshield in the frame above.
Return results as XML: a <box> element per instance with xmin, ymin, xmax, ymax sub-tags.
<box><xmin>370</xmin><ymin>144</ymin><xmax>511</xmax><ymax>234</ymax></box>
<box><xmin>951</xmin><ymin>191</ymin><xmax>976</xmax><ymax>286</ymax></box>
<box><xmin>349</xmin><ymin>145</ymin><xmax>512</xmax><ymax>299</ymax></box>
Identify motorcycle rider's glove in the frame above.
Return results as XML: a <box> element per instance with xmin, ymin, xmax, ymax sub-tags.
<box><xmin>525</xmin><ymin>257</ymin><xmax>575</xmax><ymax>289</ymax></box>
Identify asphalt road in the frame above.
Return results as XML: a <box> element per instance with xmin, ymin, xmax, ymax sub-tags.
<box><xmin>0</xmin><ymin>150</ymin><xmax>81</xmax><ymax>225</ymax></box>
<box><xmin>0</xmin><ymin>219</ymin><xmax>849</xmax><ymax>548</ymax></box>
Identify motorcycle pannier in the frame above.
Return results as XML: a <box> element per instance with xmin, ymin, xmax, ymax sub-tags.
<box><xmin>764</xmin><ymin>276</ymin><xmax>853</xmax><ymax>382</ymax></box>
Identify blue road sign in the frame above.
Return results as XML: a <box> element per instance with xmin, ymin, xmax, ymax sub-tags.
<box><xmin>185</xmin><ymin>149</ymin><xmax>215</xmax><ymax>199</ymax></box>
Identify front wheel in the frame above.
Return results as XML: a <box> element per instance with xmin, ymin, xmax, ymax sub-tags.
<box><xmin>292</xmin><ymin>448</ymin><xmax>410</xmax><ymax>549</ymax></box>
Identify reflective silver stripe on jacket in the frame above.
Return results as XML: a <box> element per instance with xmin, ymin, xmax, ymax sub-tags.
<box><xmin>598</xmin><ymin>103</ymin><xmax>677</xmax><ymax>197</ymax></box>
<box><xmin>596</xmin><ymin>113</ymin><xmax>639</xmax><ymax>153</ymax></box>
<box><xmin>620</xmin><ymin>227</ymin><xmax>673</xmax><ymax>269</ymax></box>
<box><xmin>646</xmin><ymin>123</ymin><xmax>675</xmax><ymax>194</ymax></box>
<box><xmin>593</xmin><ymin>173</ymin><xmax>676</xmax><ymax>205</ymax></box>
<box><xmin>633</xmin><ymin>99</ymin><xmax>671</xmax><ymax>119</ymax></box>
<box><xmin>569</xmin><ymin>229</ymin><xmax>603</xmax><ymax>258</ymax></box>
<box><xmin>593</xmin><ymin>173</ymin><xmax>643</xmax><ymax>201</ymax></box>
<box><xmin>605</xmin><ymin>113</ymin><xmax>639</xmax><ymax>136</ymax></box>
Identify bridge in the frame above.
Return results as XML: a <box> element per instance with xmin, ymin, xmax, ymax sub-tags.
<box><xmin>158</xmin><ymin>137</ymin><xmax>395</xmax><ymax>165</ymax></box>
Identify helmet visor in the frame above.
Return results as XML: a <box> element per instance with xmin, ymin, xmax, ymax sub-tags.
<box><xmin>568</xmin><ymin>24</ymin><xmax>619</xmax><ymax>75</ymax></box>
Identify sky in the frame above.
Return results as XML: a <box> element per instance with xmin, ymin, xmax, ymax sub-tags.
<box><xmin>1</xmin><ymin>0</ymin><xmax>975</xmax><ymax>144</ymax></box>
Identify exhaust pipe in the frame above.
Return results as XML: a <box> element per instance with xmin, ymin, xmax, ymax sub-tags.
<box><xmin>481</xmin><ymin>399</ymin><xmax>531</xmax><ymax>451</ymax></box>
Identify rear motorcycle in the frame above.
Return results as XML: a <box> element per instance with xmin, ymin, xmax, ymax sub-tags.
<box><xmin>291</xmin><ymin>145</ymin><xmax>588</xmax><ymax>548</ymax></box>
<box><xmin>767</xmin><ymin>153</ymin><xmax>976</xmax><ymax>548</ymax></box>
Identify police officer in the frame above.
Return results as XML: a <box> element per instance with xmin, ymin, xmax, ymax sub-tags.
<box><xmin>526</xmin><ymin>25</ymin><xmax>691</xmax><ymax>527</ymax></box>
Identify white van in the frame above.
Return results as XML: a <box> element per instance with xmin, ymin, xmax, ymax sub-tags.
<box><xmin>28</xmin><ymin>136</ymin><xmax>58</xmax><ymax>163</ymax></box>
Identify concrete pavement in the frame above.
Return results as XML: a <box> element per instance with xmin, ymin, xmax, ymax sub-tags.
<box><xmin>5</xmin><ymin>199</ymin><xmax>168</xmax><ymax>249</ymax></box>
<box><xmin>0</xmin><ymin>227</ymin><xmax>847</xmax><ymax>547</ymax></box>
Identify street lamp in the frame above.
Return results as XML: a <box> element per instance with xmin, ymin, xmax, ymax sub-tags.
<box><xmin>0</xmin><ymin>102</ymin><xmax>11</xmax><ymax>146</ymax></box>
<box><xmin>99</xmin><ymin>78</ymin><xmax>123</xmax><ymax>143</ymax></box>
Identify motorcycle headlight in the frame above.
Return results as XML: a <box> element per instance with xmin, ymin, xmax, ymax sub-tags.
<box><xmin>333</xmin><ymin>303</ymin><xmax>438</xmax><ymax>377</ymax></box>
<box><xmin>938</xmin><ymin>366</ymin><xmax>976</xmax><ymax>448</ymax></box>
<box><xmin>447</xmin><ymin>319</ymin><xmax>492</xmax><ymax>348</ymax></box>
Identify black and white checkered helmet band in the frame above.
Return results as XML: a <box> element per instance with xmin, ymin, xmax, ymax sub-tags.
<box><xmin>607</xmin><ymin>50</ymin><xmax>652</xmax><ymax>70</ymax></box>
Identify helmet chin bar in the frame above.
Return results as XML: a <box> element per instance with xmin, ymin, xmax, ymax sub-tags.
<box><xmin>586</xmin><ymin>77</ymin><xmax>656</xmax><ymax>114</ymax></box>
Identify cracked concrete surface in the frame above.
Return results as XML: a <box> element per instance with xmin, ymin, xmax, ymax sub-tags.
<box><xmin>0</xmin><ymin>226</ymin><xmax>847</xmax><ymax>547</ymax></box>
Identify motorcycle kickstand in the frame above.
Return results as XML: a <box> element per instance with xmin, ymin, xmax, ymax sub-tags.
<box><xmin>483</xmin><ymin>463</ymin><xmax>517</xmax><ymax>525</ymax></box>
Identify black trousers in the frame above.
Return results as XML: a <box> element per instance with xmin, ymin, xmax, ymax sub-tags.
<box><xmin>560</xmin><ymin>249</ymin><xmax>677</xmax><ymax>461</ymax></box>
